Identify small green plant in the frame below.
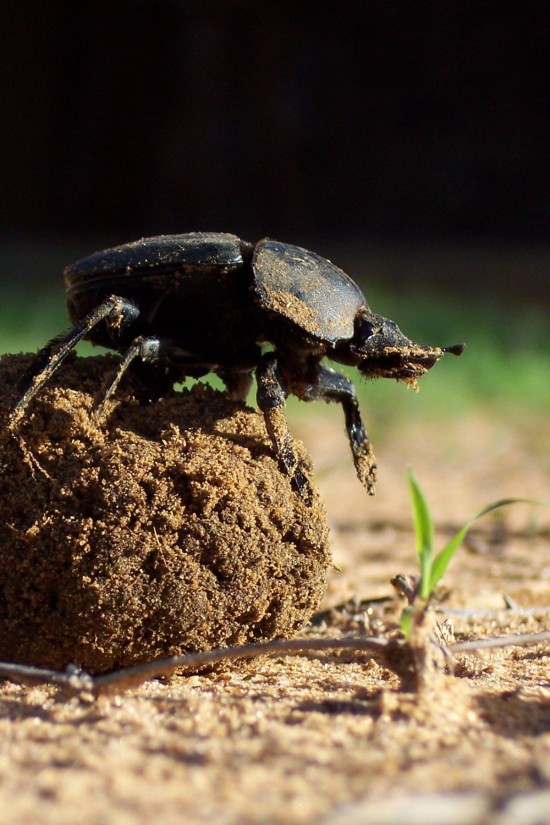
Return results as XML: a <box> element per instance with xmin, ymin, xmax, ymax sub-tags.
<box><xmin>399</xmin><ymin>468</ymin><xmax>541</xmax><ymax>640</ymax></box>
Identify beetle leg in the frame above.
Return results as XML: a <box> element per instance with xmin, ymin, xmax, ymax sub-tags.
<box><xmin>295</xmin><ymin>364</ymin><xmax>377</xmax><ymax>495</ymax></box>
<box><xmin>9</xmin><ymin>296</ymin><xmax>140</xmax><ymax>429</ymax></box>
<box><xmin>256</xmin><ymin>352</ymin><xmax>313</xmax><ymax>501</ymax></box>
<box><xmin>217</xmin><ymin>369</ymin><xmax>254</xmax><ymax>402</ymax></box>
<box><xmin>93</xmin><ymin>336</ymin><xmax>162</xmax><ymax>422</ymax></box>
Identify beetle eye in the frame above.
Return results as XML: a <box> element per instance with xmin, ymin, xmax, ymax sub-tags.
<box><xmin>357</xmin><ymin>317</ymin><xmax>376</xmax><ymax>340</ymax></box>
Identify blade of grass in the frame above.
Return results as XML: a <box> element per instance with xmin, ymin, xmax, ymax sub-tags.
<box><xmin>407</xmin><ymin>468</ymin><xmax>434</xmax><ymax>601</ymax></box>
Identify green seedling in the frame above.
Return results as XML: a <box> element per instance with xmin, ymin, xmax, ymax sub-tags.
<box><xmin>400</xmin><ymin>468</ymin><xmax>542</xmax><ymax>640</ymax></box>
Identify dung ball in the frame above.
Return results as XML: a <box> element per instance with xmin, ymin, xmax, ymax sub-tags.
<box><xmin>0</xmin><ymin>354</ymin><xmax>331</xmax><ymax>674</ymax></box>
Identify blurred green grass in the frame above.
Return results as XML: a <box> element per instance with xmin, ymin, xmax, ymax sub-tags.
<box><xmin>1</xmin><ymin>282</ymin><xmax>548</xmax><ymax>426</ymax></box>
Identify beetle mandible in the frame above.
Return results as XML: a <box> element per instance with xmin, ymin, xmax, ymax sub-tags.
<box><xmin>8</xmin><ymin>232</ymin><xmax>464</xmax><ymax>498</ymax></box>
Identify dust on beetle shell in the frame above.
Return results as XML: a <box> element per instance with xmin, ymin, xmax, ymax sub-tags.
<box><xmin>0</xmin><ymin>353</ymin><xmax>330</xmax><ymax>674</ymax></box>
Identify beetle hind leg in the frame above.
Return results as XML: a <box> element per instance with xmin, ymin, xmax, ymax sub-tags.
<box><xmin>8</xmin><ymin>295</ymin><xmax>140</xmax><ymax>430</ymax></box>
<box><xmin>93</xmin><ymin>336</ymin><xmax>164</xmax><ymax>422</ymax></box>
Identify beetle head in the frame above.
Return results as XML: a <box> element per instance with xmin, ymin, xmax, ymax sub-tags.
<box><xmin>349</xmin><ymin>310</ymin><xmax>464</xmax><ymax>381</ymax></box>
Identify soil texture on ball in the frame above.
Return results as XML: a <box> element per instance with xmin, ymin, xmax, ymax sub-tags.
<box><xmin>0</xmin><ymin>353</ymin><xmax>330</xmax><ymax>674</ymax></box>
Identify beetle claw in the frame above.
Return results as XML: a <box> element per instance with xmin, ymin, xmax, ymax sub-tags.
<box><xmin>354</xmin><ymin>447</ymin><xmax>377</xmax><ymax>496</ymax></box>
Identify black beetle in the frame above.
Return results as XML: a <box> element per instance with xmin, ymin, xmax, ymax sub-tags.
<box><xmin>9</xmin><ymin>232</ymin><xmax>464</xmax><ymax>498</ymax></box>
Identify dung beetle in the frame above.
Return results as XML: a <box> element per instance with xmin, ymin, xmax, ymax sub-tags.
<box><xmin>9</xmin><ymin>232</ymin><xmax>464</xmax><ymax>498</ymax></box>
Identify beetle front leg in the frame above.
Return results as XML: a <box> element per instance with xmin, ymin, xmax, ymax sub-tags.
<box><xmin>296</xmin><ymin>364</ymin><xmax>377</xmax><ymax>495</ymax></box>
<box><xmin>8</xmin><ymin>295</ymin><xmax>140</xmax><ymax>430</ymax></box>
<box><xmin>256</xmin><ymin>352</ymin><xmax>312</xmax><ymax>500</ymax></box>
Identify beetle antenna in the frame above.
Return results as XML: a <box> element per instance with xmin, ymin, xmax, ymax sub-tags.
<box><xmin>443</xmin><ymin>343</ymin><xmax>465</xmax><ymax>356</ymax></box>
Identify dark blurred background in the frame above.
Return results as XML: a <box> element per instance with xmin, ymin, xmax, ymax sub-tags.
<box><xmin>1</xmin><ymin>1</ymin><xmax>549</xmax><ymax>304</ymax></box>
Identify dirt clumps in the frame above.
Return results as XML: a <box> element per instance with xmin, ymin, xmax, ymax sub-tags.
<box><xmin>0</xmin><ymin>353</ymin><xmax>330</xmax><ymax>674</ymax></box>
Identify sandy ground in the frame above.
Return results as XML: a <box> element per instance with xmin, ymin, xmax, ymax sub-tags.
<box><xmin>0</xmin><ymin>392</ymin><xmax>549</xmax><ymax>825</ymax></box>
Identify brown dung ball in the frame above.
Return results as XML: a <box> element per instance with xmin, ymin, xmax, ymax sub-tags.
<box><xmin>0</xmin><ymin>354</ymin><xmax>331</xmax><ymax>674</ymax></box>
